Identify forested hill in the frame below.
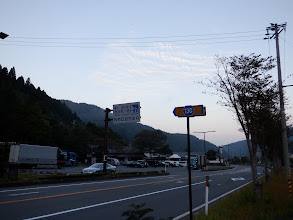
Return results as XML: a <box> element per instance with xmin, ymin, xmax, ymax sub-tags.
<box><xmin>0</xmin><ymin>65</ymin><xmax>125</xmax><ymax>158</ymax></box>
<box><xmin>62</xmin><ymin>100</ymin><xmax>219</xmax><ymax>152</ymax></box>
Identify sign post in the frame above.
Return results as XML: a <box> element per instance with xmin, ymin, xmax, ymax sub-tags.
<box><xmin>103</xmin><ymin>102</ymin><xmax>140</xmax><ymax>174</ymax></box>
<box><xmin>173</xmin><ymin>105</ymin><xmax>206</xmax><ymax>220</ymax></box>
<box><xmin>113</xmin><ymin>102</ymin><xmax>140</xmax><ymax>124</ymax></box>
<box><xmin>103</xmin><ymin>108</ymin><xmax>112</xmax><ymax>174</ymax></box>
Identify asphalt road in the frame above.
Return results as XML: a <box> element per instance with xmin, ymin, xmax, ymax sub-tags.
<box><xmin>0</xmin><ymin>165</ymin><xmax>264</xmax><ymax>220</ymax></box>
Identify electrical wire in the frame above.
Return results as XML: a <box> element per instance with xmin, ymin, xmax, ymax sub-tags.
<box><xmin>0</xmin><ymin>29</ymin><xmax>266</xmax><ymax>48</ymax></box>
<box><xmin>283</xmin><ymin>30</ymin><xmax>286</xmax><ymax>81</ymax></box>
<box><xmin>279</xmin><ymin>36</ymin><xmax>293</xmax><ymax>48</ymax></box>
<box><xmin>0</xmin><ymin>38</ymin><xmax>263</xmax><ymax>48</ymax></box>
<box><xmin>2</xmin><ymin>33</ymin><xmax>264</xmax><ymax>45</ymax></box>
<box><xmin>8</xmin><ymin>30</ymin><xmax>265</xmax><ymax>40</ymax></box>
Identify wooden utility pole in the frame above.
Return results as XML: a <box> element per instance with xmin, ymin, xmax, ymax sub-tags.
<box><xmin>265</xmin><ymin>23</ymin><xmax>292</xmax><ymax>195</ymax></box>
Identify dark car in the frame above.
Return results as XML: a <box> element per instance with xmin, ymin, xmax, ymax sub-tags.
<box><xmin>145</xmin><ymin>159</ymin><xmax>158</xmax><ymax>167</ymax></box>
<box><xmin>126</xmin><ymin>161</ymin><xmax>148</xmax><ymax>168</ymax></box>
<box><xmin>157</xmin><ymin>161</ymin><xmax>169</xmax><ymax>167</ymax></box>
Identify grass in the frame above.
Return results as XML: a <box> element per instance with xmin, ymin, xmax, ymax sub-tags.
<box><xmin>194</xmin><ymin>171</ymin><xmax>293</xmax><ymax>220</ymax></box>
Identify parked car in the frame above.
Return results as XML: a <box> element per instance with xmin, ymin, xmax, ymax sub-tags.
<box><xmin>137</xmin><ymin>160</ymin><xmax>148</xmax><ymax>167</ymax></box>
<box><xmin>82</xmin><ymin>163</ymin><xmax>116</xmax><ymax>174</ymax></box>
<box><xmin>157</xmin><ymin>161</ymin><xmax>170</xmax><ymax>167</ymax></box>
<box><xmin>145</xmin><ymin>159</ymin><xmax>158</xmax><ymax>167</ymax></box>
<box><xmin>126</xmin><ymin>161</ymin><xmax>148</xmax><ymax>168</ymax></box>
<box><xmin>165</xmin><ymin>161</ymin><xmax>177</xmax><ymax>167</ymax></box>
<box><xmin>107</xmin><ymin>158</ymin><xmax>120</xmax><ymax>166</ymax></box>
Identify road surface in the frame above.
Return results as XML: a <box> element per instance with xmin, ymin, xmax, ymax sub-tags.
<box><xmin>0</xmin><ymin>165</ymin><xmax>264</xmax><ymax>220</ymax></box>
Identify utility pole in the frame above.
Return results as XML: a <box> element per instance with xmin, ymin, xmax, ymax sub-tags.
<box><xmin>103</xmin><ymin>108</ymin><xmax>112</xmax><ymax>174</ymax></box>
<box><xmin>265</xmin><ymin>23</ymin><xmax>292</xmax><ymax>195</ymax></box>
<box><xmin>193</xmin><ymin>131</ymin><xmax>216</xmax><ymax>170</ymax></box>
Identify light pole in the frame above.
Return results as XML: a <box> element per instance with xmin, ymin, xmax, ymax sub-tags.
<box><xmin>0</xmin><ymin>32</ymin><xmax>9</xmax><ymax>39</ymax></box>
<box><xmin>193</xmin><ymin>131</ymin><xmax>216</xmax><ymax>170</ymax></box>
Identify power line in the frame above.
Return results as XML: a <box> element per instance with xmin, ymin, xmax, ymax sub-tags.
<box><xmin>279</xmin><ymin>36</ymin><xmax>293</xmax><ymax>48</ymax></box>
<box><xmin>8</xmin><ymin>30</ymin><xmax>264</xmax><ymax>40</ymax></box>
<box><xmin>3</xmin><ymin>33</ymin><xmax>264</xmax><ymax>45</ymax></box>
<box><xmin>0</xmin><ymin>38</ymin><xmax>263</xmax><ymax>48</ymax></box>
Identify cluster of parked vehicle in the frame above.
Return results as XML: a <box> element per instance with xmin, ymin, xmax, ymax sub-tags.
<box><xmin>81</xmin><ymin>157</ymin><xmax>187</xmax><ymax>174</ymax></box>
<box><xmin>158</xmin><ymin>161</ymin><xmax>181</xmax><ymax>167</ymax></box>
<box><xmin>124</xmin><ymin>160</ymin><xmax>184</xmax><ymax>168</ymax></box>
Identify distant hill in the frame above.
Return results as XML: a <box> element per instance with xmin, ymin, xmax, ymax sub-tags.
<box><xmin>221</xmin><ymin>127</ymin><xmax>293</xmax><ymax>158</ymax></box>
<box><xmin>222</xmin><ymin>140</ymin><xmax>250</xmax><ymax>158</ymax></box>
<box><xmin>0</xmin><ymin>65</ymin><xmax>124</xmax><ymax>158</ymax></box>
<box><xmin>62</xmin><ymin>100</ymin><xmax>219</xmax><ymax>152</ymax></box>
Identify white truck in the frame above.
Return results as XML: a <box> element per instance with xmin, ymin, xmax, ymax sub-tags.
<box><xmin>9</xmin><ymin>144</ymin><xmax>61</xmax><ymax>168</ymax></box>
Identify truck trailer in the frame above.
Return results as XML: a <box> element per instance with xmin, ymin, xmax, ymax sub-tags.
<box><xmin>9</xmin><ymin>144</ymin><xmax>61</xmax><ymax>168</ymax></box>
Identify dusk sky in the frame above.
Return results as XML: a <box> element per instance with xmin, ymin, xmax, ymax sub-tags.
<box><xmin>1</xmin><ymin>1</ymin><xmax>292</xmax><ymax>146</ymax></box>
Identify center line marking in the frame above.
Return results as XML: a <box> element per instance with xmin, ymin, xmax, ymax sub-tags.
<box><xmin>24</xmin><ymin>181</ymin><xmax>206</xmax><ymax>220</ymax></box>
<box><xmin>0</xmin><ymin>167</ymin><xmax>246</xmax><ymax>206</ymax></box>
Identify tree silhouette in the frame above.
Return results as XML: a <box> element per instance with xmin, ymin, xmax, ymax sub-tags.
<box><xmin>204</xmin><ymin>54</ymin><xmax>276</xmax><ymax>197</ymax></box>
<box><xmin>133</xmin><ymin>130</ymin><xmax>167</xmax><ymax>155</ymax></box>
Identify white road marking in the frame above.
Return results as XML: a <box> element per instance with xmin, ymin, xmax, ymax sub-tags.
<box><xmin>24</xmin><ymin>181</ymin><xmax>207</xmax><ymax>220</ymax></box>
<box><xmin>231</xmin><ymin>167</ymin><xmax>251</xmax><ymax>173</ymax></box>
<box><xmin>231</xmin><ymin>177</ymin><xmax>245</xmax><ymax>181</ymax></box>
<box><xmin>9</xmin><ymin>192</ymin><xmax>39</xmax><ymax>197</ymax></box>
<box><xmin>0</xmin><ymin>174</ymin><xmax>179</xmax><ymax>193</ymax></box>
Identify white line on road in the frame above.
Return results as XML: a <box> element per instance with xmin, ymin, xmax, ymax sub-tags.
<box><xmin>24</xmin><ymin>181</ymin><xmax>206</xmax><ymax>220</ymax></box>
<box><xmin>0</xmin><ymin>174</ymin><xmax>179</xmax><ymax>193</ymax></box>
<box><xmin>231</xmin><ymin>177</ymin><xmax>245</xmax><ymax>181</ymax></box>
<box><xmin>9</xmin><ymin>192</ymin><xmax>39</xmax><ymax>197</ymax></box>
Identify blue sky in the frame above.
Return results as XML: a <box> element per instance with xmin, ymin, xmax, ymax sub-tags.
<box><xmin>1</xmin><ymin>0</ymin><xmax>293</xmax><ymax>146</ymax></box>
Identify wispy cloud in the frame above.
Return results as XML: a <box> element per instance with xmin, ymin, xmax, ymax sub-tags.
<box><xmin>88</xmin><ymin>42</ymin><xmax>215</xmax><ymax>101</ymax></box>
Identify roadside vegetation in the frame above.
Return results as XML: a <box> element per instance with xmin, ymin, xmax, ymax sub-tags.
<box><xmin>194</xmin><ymin>171</ymin><xmax>293</xmax><ymax>220</ymax></box>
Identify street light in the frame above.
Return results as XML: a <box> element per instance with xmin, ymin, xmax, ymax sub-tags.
<box><xmin>0</xmin><ymin>32</ymin><xmax>9</xmax><ymax>39</ymax></box>
<box><xmin>193</xmin><ymin>131</ymin><xmax>216</xmax><ymax>169</ymax></box>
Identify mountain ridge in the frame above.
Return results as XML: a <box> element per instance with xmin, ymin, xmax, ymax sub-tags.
<box><xmin>62</xmin><ymin>100</ymin><xmax>220</xmax><ymax>153</ymax></box>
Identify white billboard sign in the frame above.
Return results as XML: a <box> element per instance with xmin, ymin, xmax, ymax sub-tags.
<box><xmin>113</xmin><ymin>102</ymin><xmax>140</xmax><ymax>124</ymax></box>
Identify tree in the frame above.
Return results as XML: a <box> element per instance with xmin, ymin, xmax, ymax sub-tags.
<box><xmin>205</xmin><ymin>54</ymin><xmax>276</xmax><ymax>197</ymax></box>
<box><xmin>133</xmin><ymin>130</ymin><xmax>167</xmax><ymax>156</ymax></box>
<box><xmin>206</xmin><ymin>149</ymin><xmax>217</xmax><ymax>160</ymax></box>
<box><xmin>255</xmin><ymin>106</ymin><xmax>282</xmax><ymax>180</ymax></box>
<box><xmin>156</xmin><ymin>144</ymin><xmax>173</xmax><ymax>155</ymax></box>
<box><xmin>249</xmin><ymin>77</ymin><xmax>280</xmax><ymax>181</ymax></box>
